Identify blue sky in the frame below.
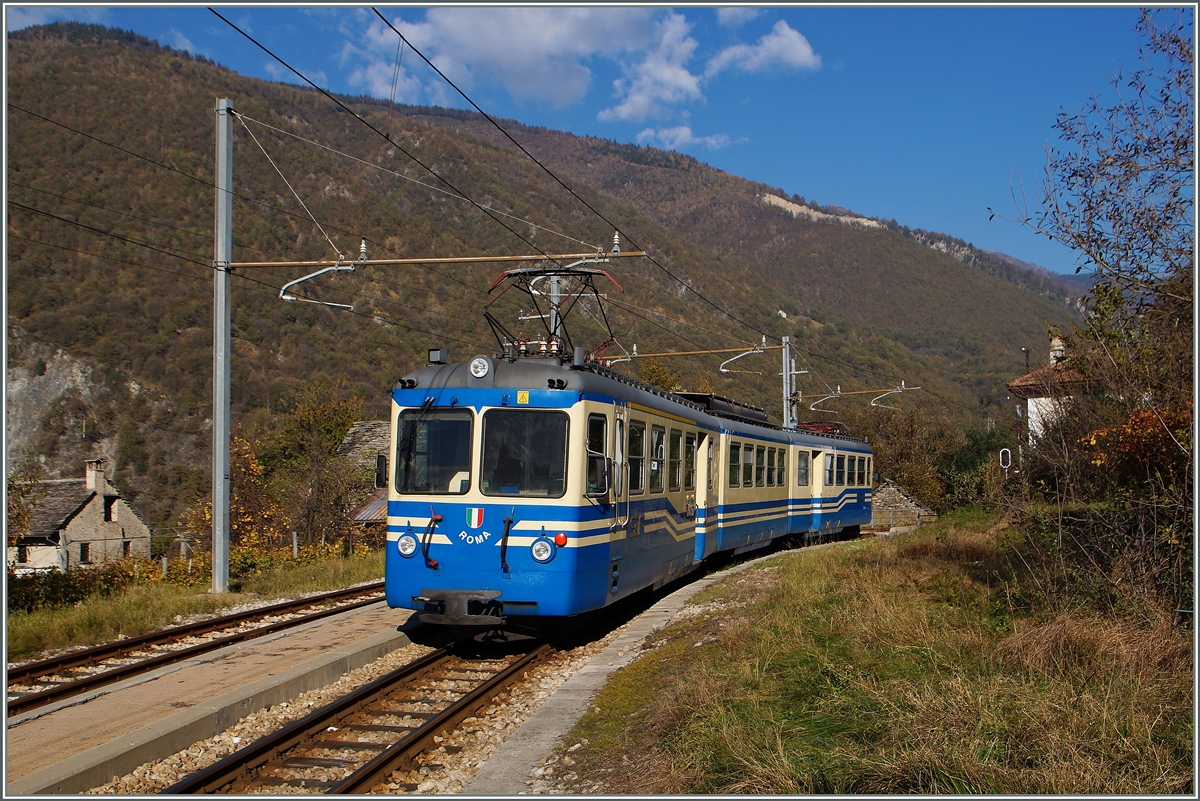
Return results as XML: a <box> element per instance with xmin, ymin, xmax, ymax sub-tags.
<box><xmin>5</xmin><ymin>4</ymin><xmax>1171</xmax><ymax>275</ymax></box>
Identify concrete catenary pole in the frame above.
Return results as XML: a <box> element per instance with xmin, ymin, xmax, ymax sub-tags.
<box><xmin>212</xmin><ymin>98</ymin><xmax>233</xmax><ymax>594</ymax></box>
<box><xmin>781</xmin><ymin>336</ymin><xmax>792</xmax><ymax>429</ymax></box>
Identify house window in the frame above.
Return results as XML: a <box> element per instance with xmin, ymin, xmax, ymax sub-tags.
<box><xmin>17</xmin><ymin>545</ymin><xmax>28</xmax><ymax>563</ymax></box>
<box><xmin>103</xmin><ymin>496</ymin><xmax>117</xmax><ymax>522</ymax></box>
<box><xmin>80</xmin><ymin>542</ymin><xmax>92</xmax><ymax>564</ymax></box>
<box><xmin>122</xmin><ymin>540</ymin><xmax>131</xmax><ymax>558</ymax></box>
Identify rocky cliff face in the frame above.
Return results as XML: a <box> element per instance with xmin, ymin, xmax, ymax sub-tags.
<box><xmin>7</xmin><ymin>326</ymin><xmax>210</xmax><ymax>527</ymax></box>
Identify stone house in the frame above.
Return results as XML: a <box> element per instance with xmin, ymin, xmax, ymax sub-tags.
<box><xmin>865</xmin><ymin>479</ymin><xmax>937</xmax><ymax>536</ymax></box>
<box><xmin>7</xmin><ymin>460</ymin><xmax>151</xmax><ymax>572</ymax></box>
<box><xmin>337</xmin><ymin>421</ymin><xmax>391</xmax><ymax>542</ymax></box>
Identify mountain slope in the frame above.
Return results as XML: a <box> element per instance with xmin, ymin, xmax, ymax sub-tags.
<box><xmin>6</xmin><ymin>23</ymin><xmax>1078</xmax><ymax>526</ymax></box>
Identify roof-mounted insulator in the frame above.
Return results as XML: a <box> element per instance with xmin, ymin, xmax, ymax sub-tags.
<box><xmin>611</xmin><ymin>232</ymin><xmax>621</xmax><ymax>256</ymax></box>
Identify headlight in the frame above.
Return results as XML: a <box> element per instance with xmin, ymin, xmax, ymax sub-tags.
<box><xmin>397</xmin><ymin>535</ymin><xmax>418</xmax><ymax>557</ymax></box>
<box><xmin>530</xmin><ymin>537</ymin><xmax>555</xmax><ymax>563</ymax></box>
<box><xmin>469</xmin><ymin>356</ymin><xmax>490</xmax><ymax>378</ymax></box>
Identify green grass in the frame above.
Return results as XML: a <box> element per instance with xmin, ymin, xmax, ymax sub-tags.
<box><xmin>6</xmin><ymin>550</ymin><xmax>385</xmax><ymax>661</ymax></box>
<box><xmin>560</xmin><ymin>516</ymin><xmax>1193</xmax><ymax>794</ymax></box>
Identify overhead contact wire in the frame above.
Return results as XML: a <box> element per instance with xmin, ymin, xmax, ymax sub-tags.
<box><xmin>370</xmin><ymin>7</ymin><xmax>770</xmax><ymax>342</ymax></box>
<box><xmin>208</xmin><ymin>7</ymin><xmax>571</xmax><ymax>269</ymax></box>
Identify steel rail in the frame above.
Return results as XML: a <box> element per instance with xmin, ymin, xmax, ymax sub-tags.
<box><xmin>328</xmin><ymin>644</ymin><xmax>552</xmax><ymax>794</ymax></box>
<box><xmin>7</xmin><ymin>582</ymin><xmax>385</xmax><ymax>717</ymax></box>
<box><xmin>162</xmin><ymin>647</ymin><xmax>454</xmax><ymax>793</ymax></box>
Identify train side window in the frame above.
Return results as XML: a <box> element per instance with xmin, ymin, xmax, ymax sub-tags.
<box><xmin>858</xmin><ymin>457</ymin><xmax>867</xmax><ymax>486</ymax></box>
<box><xmin>615</xmin><ymin>419</ymin><xmax>625</xmax><ymax>496</ymax></box>
<box><xmin>668</xmin><ymin>429</ymin><xmax>682</xmax><ymax>492</ymax></box>
<box><xmin>629</xmin><ymin>422</ymin><xmax>646</xmax><ymax>495</ymax></box>
<box><xmin>836</xmin><ymin>454</ymin><xmax>845</xmax><ymax>486</ymax></box>
<box><xmin>755</xmin><ymin>446</ymin><xmax>766</xmax><ymax>487</ymax></box>
<box><xmin>729</xmin><ymin>442</ymin><xmax>741</xmax><ymax>488</ymax></box>
<box><xmin>778</xmin><ymin>449</ymin><xmax>787</xmax><ymax>486</ymax></box>
<box><xmin>824</xmin><ymin>454</ymin><xmax>835</xmax><ymax>485</ymax></box>
<box><xmin>867</xmin><ymin>457</ymin><xmax>874</xmax><ymax>486</ymax></box>
<box><xmin>796</xmin><ymin>450</ymin><xmax>810</xmax><ymax>486</ymax></box>
<box><xmin>847</xmin><ymin>456</ymin><xmax>857</xmax><ymax>486</ymax></box>
<box><xmin>684</xmin><ymin>432</ymin><xmax>697</xmax><ymax>491</ymax></box>
<box><xmin>766</xmin><ymin>448</ymin><xmax>776</xmax><ymax>486</ymax></box>
<box><xmin>587</xmin><ymin>414</ymin><xmax>607</xmax><ymax>455</ymax></box>
<box><xmin>742</xmin><ymin>444</ymin><xmax>754</xmax><ymax>487</ymax></box>
<box><xmin>650</xmin><ymin>426</ymin><xmax>665</xmax><ymax>493</ymax></box>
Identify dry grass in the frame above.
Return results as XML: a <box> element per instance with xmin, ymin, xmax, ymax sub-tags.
<box><xmin>6</xmin><ymin>550</ymin><xmax>385</xmax><ymax>661</ymax></box>
<box><xmin>557</xmin><ymin>511</ymin><xmax>1194</xmax><ymax>794</ymax></box>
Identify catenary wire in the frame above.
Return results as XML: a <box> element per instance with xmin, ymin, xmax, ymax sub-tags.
<box><xmin>370</xmin><ymin>7</ymin><xmax>771</xmax><ymax>343</ymax></box>
<box><xmin>209</xmin><ymin>7</ymin><xmax>571</xmax><ymax>270</ymax></box>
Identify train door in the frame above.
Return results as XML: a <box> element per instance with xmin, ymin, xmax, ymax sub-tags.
<box><xmin>810</xmin><ymin>448</ymin><xmax>829</xmax><ymax>534</ymax></box>
<box><xmin>693</xmin><ymin>431</ymin><xmax>719</xmax><ymax>560</ymax></box>
<box><xmin>613</xmin><ymin>405</ymin><xmax>629</xmax><ymax>533</ymax></box>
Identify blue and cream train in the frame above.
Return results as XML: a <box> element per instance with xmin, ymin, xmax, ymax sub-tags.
<box><xmin>383</xmin><ymin>348</ymin><xmax>873</xmax><ymax>625</ymax></box>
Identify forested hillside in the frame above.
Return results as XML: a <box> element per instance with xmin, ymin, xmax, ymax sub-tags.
<box><xmin>6</xmin><ymin>23</ymin><xmax>1079</xmax><ymax>527</ymax></box>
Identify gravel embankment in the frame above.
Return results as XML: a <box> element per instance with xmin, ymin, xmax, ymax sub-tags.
<box><xmin>86</xmin><ymin>622</ymin><xmax>633</xmax><ymax>794</ymax></box>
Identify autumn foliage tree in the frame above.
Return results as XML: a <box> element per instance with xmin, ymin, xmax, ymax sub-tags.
<box><xmin>183</xmin><ymin>432</ymin><xmax>286</xmax><ymax>548</ymax></box>
<box><xmin>1011</xmin><ymin>10</ymin><xmax>1193</xmax><ymax>616</ymax></box>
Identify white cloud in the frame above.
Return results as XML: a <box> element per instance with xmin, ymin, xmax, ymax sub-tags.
<box><xmin>6</xmin><ymin>6</ymin><xmax>108</xmax><ymax>32</ymax></box>
<box><xmin>706</xmin><ymin>20</ymin><xmax>820</xmax><ymax>77</ymax></box>
<box><xmin>598</xmin><ymin>12</ymin><xmax>703</xmax><ymax>122</ymax></box>
<box><xmin>353</xmin><ymin>8</ymin><xmax>656</xmax><ymax>107</ymax></box>
<box><xmin>716</xmin><ymin>8</ymin><xmax>761</xmax><ymax>28</ymax></box>
<box><xmin>265</xmin><ymin>61</ymin><xmax>327</xmax><ymax>89</ymax></box>
<box><xmin>168</xmin><ymin>29</ymin><xmax>196</xmax><ymax>55</ymax></box>
<box><xmin>636</xmin><ymin>125</ymin><xmax>735</xmax><ymax>151</ymax></box>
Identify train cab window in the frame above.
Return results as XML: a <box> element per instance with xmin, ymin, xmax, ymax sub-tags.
<box><xmin>766</xmin><ymin>448</ymin><xmax>776</xmax><ymax>486</ymax></box>
<box><xmin>684</xmin><ymin>433</ymin><xmax>697</xmax><ymax>491</ymax></box>
<box><xmin>668</xmin><ymin>429</ymin><xmax>682</xmax><ymax>492</ymax></box>
<box><xmin>729</xmin><ymin>442</ymin><xmax>741</xmax><ymax>488</ymax></box>
<box><xmin>836</xmin><ymin>454</ymin><xmax>846</xmax><ymax>486</ymax></box>
<box><xmin>742</xmin><ymin>444</ymin><xmax>754</xmax><ymax>487</ymax></box>
<box><xmin>847</xmin><ymin>456</ymin><xmax>857</xmax><ymax>486</ymax></box>
<box><xmin>825</xmin><ymin>454</ymin><xmax>835</xmax><ymax>485</ymax></box>
<box><xmin>481</xmin><ymin>409</ymin><xmax>568</xmax><ymax>498</ymax></box>
<box><xmin>396</xmin><ymin>408</ymin><xmax>473</xmax><ymax>494</ymax></box>
<box><xmin>778</xmin><ymin>449</ymin><xmax>787</xmax><ymax>486</ymax></box>
<box><xmin>858</xmin><ymin>457</ymin><xmax>868</xmax><ymax>486</ymax></box>
<box><xmin>650</xmin><ymin>426</ymin><xmax>665</xmax><ymax>493</ymax></box>
<box><xmin>586</xmin><ymin>414</ymin><xmax>608</xmax><ymax>495</ymax></box>
<box><xmin>755</xmin><ymin>446</ymin><xmax>766</xmax><ymax>487</ymax></box>
<box><xmin>797</xmin><ymin>450</ymin><xmax>810</xmax><ymax>486</ymax></box>
<box><xmin>629</xmin><ymin>422</ymin><xmax>646</xmax><ymax>495</ymax></box>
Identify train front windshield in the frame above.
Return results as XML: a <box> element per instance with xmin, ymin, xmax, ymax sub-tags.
<box><xmin>481</xmin><ymin>410</ymin><xmax>568</xmax><ymax>497</ymax></box>
<box><xmin>395</xmin><ymin>409</ymin><xmax>473</xmax><ymax>494</ymax></box>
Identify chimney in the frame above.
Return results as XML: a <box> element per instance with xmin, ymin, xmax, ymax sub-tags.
<box><xmin>85</xmin><ymin>459</ymin><xmax>105</xmax><ymax>490</ymax></box>
<box><xmin>1049</xmin><ymin>335</ymin><xmax>1066</xmax><ymax>364</ymax></box>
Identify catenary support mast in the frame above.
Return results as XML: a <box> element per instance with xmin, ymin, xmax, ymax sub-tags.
<box><xmin>212</xmin><ymin>98</ymin><xmax>233</xmax><ymax>594</ymax></box>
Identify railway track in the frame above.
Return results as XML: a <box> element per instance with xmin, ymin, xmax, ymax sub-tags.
<box><xmin>163</xmin><ymin>639</ymin><xmax>552</xmax><ymax>794</ymax></box>
<box><xmin>6</xmin><ymin>582</ymin><xmax>386</xmax><ymax>718</ymax></box>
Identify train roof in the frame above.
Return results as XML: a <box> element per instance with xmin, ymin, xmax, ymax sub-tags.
<box><xmin>400</xmin><ymin>354</ymin><xmax>867</xmax><ymax>447</ymax></box>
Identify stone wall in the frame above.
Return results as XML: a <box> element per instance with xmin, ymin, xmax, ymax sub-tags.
<box><xmin>867</xmin><ymin>480</ymin><xmax>937</xmax><ymax>535</ymax></box>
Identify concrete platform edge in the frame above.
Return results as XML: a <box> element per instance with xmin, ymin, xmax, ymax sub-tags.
<box><xmin>7</xmin><ymin>626</ymin><xmax>412</xmax><ymax>796</ymax></box>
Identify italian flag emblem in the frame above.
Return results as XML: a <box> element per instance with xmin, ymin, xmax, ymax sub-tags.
<box><xmin>466</xmin><ymin>508</ymin><xmax>484</xmax><ymax>528</ymax></box>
